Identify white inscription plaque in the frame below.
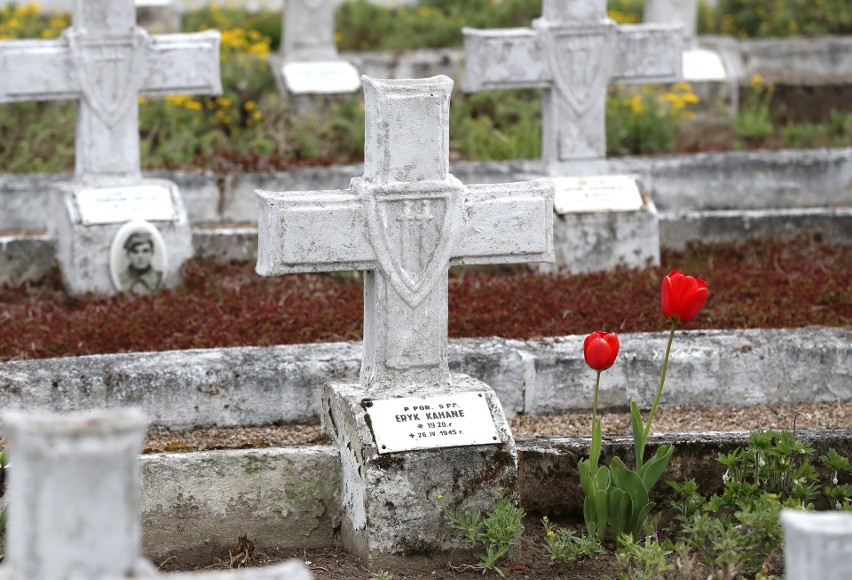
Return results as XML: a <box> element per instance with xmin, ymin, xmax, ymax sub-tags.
<box><xmin>75</xmin><ymin>185</ymin><xmax>178</xmax><ymax>225</ymax></box>
<box><xmin>283</xmin><ymin>61</ymin><xmax>361</xmax><ymax>95</ymax></box>
<box><xmin>552</xmin><ymin>175</ymin><xmax>644</xmax><ymax>215</ymax></box>
<box><xmin>367</xmin><ymin>392</ymin><xmax>500</xmax><ymax>454</ymax></box>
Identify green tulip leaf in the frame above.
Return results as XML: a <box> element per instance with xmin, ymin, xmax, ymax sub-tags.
<box><xmin>594</xmin><ymin>465</ymin><xmax>611</xmax><ymax>491</ymax></box>
<box><xmin>607</xmin><ymin>486</ymin><xmax>631</xmax><ymax>539</ymax></box>
<box><xmin>594</xmin><ymin>489</ymin><xmax>609</xmax><ymax>536</ymax></box>
<box><xmin>609</xmin><ymin>457</ymin><xmax>651</xmax><ymax>533</ymax></box>
<box><xmin>578</xmin><ymin>458</ymin><xmax>594</xmax><ymax>496</ymax></box>
<box><xmin>629</xmin><ymin>399</ymin><xmax>645</xmax><ymax>468</ymax></box>
<box><xmin>637</xmin><ymin>501</ymin><xmax>656</xmax><ymax>530</ymax></box>
<box><xmin>638</xmin><ymin>445</ymin><xmax>674</xmax><ymax>491</ymax></box>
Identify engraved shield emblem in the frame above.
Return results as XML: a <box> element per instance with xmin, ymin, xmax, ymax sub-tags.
<box><xmin>540</xmin><ymin>25</ymin><xmax>616</xmax><ymax>114</ymax></box>
<box><xmin>67</xmin><ymin>28</ymin><xmax>148</xmax><ymax>128</ymax></box>
<box><xmin>362</xmin><ymin>184</ymin><xmax>463</xmax><ymax>308</ymax></box>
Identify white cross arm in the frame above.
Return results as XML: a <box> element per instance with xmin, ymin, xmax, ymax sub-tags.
<box><xmin>461</xmin><ymin>27</ymin><xmax>549</xmax><ymax>92</ymax></box>
<box><xmin>0</xmin><ymin>31</ymin><xmax>221</xmax><ymax>103</ymax></box>
<box><xmin>612</xmin><ymin>24</ymin><xmax>683</xmax><ymax>83</ymax></box>
<box><xmin>0</xmin><ymin>39</ymin><xmax>74</xmax><ymax>102</ymax></box>
<box><xmin>256</xmin><ymin>188</ymin><xmax>375</xmax><ymax>276</ymax></box>
<box><xmin>454</xmin><ymin>178</ymin><xmax>554</xmax><ymax>266</ymax></box>
<box><xmin>143</xmin><ymin>31</ymin><xmax>222</xmax><ymax>96</ymax></box>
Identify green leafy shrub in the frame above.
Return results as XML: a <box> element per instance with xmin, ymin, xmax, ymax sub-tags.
<box><xmin>607</xmin><ymin>83</ymin><xmax>699</xmax><ymax>156</ymax></box>
<box><xmin>705</xmin><ymin>0</ymin><xmax>852</xmax><ymax>37</ymax></box>
<box><xmin>440</xmin><ymin>490</ymin><xmax>525</xmax><ymax>576</ymax></box>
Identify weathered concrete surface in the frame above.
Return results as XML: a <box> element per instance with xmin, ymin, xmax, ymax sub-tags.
<box><xmin>608</xmin><ymin>148</ymin><xmax>852</xmax><ymax>211</ymax></box>
<box><xmin>0</xmin><ymin>408</ymin><xmax>153</xmax><ymax>579</ymax></box>
<box><xmin>0</xmin><ymin>343</ymin><xmax>360</xmax><ymax>429</ymax></box>
<box><xmin>0</xmin><ymin>328</ymin><xmax>848</xmax><ymax>429</ymax></box>
<box><xmin>540</xmin><ymin>197</ymin><xmax>660</xmax><ymax>274</ymax></box>
<box><xmin>0</xmin><ymin>233</ymin><xmax>55</xmax><ymax>286</ymax></box>
<box><xmin>141</xmin><ymin>446</ymin><xmax>341</xmax><ymax>566</ymax></box>
<box><xmin>322</xmin><ymin>376</ymin><xmax>517</xmax><ymax>566</ymax></box>
<box><xmin>660</xmin><ymin>207</ymin><xmax>852</xmax><ymax>250</ymax></box>
<box><xmin>524</xmin><ymin>327</ymin><xmax>852</xmax><ymax>414</ymax></box>
<box><xmin>781</xmin><ymin>509</ymin><xmax>852</xmax><ymax>580</ymax></box>
<box><xmin>702</xmin><ymin>35</ymin><xmax>852</xmax><ymax>83</ymax></box>
<box><xmin>133</xmin><ymin>429</ymin><xmax>852</xmax><ymax>564</ymax></box>
<box><xmin>1</xmin><ymin>148</ymin><xmax>850</xmax><ymax>283</ymax></box>
<box><xmin>2</xmin><ymin>149</ymin><xmax>848</xmax><ymax>229</ymax></box>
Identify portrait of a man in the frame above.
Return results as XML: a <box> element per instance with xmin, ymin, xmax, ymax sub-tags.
<box><xmin>119</xmin><ymin>232</ymin><xmax>163</xmax><ymax>294</ymax></box>
<box><xmin>109</xmin><ymin>220</ymin><xmax>168</xmax><ymax>295</ymax></box>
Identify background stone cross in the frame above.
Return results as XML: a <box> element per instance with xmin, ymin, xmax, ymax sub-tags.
<box><xmin>257</xmin><ymin>75</ymin><xmax>553</xmax><ymax>390</ymax></box>
<box><xmin>282</xmin><ymin>0</ymin><xmax>340</xmax><ymax>62</ymax></box>
<box><xmin>0</xmin><ymin>0</ymin><xmax>220</xmax><ymax>182</ymax></box>
<box><xmin>463</xmin><ymin>0</ymin><xmax>683</xmax><ymax>166</ymax></box>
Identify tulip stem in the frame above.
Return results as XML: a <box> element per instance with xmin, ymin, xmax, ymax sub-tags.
<box><xmin>644</xmin><ymin>320</ymin><xmax>678</xmax><ymax>443</ymax></box>
<box><xmin>592</xmin><ymin>370</ymin><xmax>601</xmax><ymax>430</ymax></box>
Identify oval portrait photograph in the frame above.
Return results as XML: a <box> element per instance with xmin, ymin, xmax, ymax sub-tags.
<box><xmin>109</xmin><ymin>220</ymin><xmax>169</xmax><ymax>295</ymax></box>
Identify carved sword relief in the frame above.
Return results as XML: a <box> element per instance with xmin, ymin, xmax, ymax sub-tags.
<box><xmin>66</xmin><ymin>28</ymin><xmax>148</xmax><ymax>128</ymax></box>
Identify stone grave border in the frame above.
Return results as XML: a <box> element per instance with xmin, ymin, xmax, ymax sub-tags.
<box><xmin>1</xmin><ymin>147</ymin><xmax>850</xmax><ymax>286</ymax></box>
<box><xmin>136</xmin><ymin>428</ymin><xmax>851</xmax><ymax>563</ymax></box>
<box><xmin>0</xmin><ymin>327</ymin><xmax>848</xmax><ymax>429</ymax></box>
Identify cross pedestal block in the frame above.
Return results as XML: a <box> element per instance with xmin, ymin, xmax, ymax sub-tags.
<box><xmin>52</xmin><ymin>179</ymin><xmax>193</xmax><ymax>295</ymax></box>
<box><xmin>545</xmin><ymin>202</ymin><xmax>660</xmax><ymax>274</ymax></box>
<box><xmin>321</xmin><ymin>375</ymin><xmax>518</xmax><ymax>567</ymax></box>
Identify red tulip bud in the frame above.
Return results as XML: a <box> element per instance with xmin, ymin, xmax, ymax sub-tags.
<box><xmin>583</xmin><ymin>331</ymin><xmax>619</xmax><ymax>371</ymax></box>
<box><xmin>661</xmin><ymin>270</ymin><xmax>708</xmax><ymax>322</ymax></box>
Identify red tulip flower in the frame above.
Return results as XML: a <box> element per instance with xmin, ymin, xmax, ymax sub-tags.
<box><xmin>661</xmin><ymin>270</ymin><xmax>708</xmax><ymax>323</ymax></box>
<box><xmin>584</xmin><ymin>331</ymin><xmax>619</xmax><ymax>371</ymax></box>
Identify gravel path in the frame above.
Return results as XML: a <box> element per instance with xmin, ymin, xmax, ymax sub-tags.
<box><xmin>142</xmin><ymin>401</ymin><xmax>852</xmax><ymax>453</ymax></box>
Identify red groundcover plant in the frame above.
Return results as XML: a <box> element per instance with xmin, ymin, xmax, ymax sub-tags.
<box><xmin>579</xmin><ymin>270</ymin><xmax>708</xmax><ymax>541</ymax></box>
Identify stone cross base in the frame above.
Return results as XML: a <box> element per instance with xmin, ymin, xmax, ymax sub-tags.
<box><xmin>52</xmin><ymin>179</ymin><xmax>193</xmax><ymax>296</ymax></box>
<box><xmin>542</xmin><ymin>201</ymin><xmax>660</xmax><ymax>274</ymax></box>
<box><xmin>321</xmin><ymin>375</ymin><xmax>519</xmax><ymax>567</ymax></box>
<box><xmin>537</xmin><ymin>176</ymin><xmax>660</xmax><ymax>274</ymax></box>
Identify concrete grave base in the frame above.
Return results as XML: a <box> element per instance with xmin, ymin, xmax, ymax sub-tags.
<box><xmin>52</xmin><ymin>179</ymin><xmax>193</xmax><ymax>295</ymax></box>
<box><xmin>542</xmin><ymin>199</ymin><xmax>660</xmax><ymax>274</ymax></box>
<box><xmin>321</xmin><ymin>374</ymin><xmax>518</xmax><ymax>567</ymax></box>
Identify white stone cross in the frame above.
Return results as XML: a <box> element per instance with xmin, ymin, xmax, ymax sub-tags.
<box><xmin>257</xmin><ymin>75</ymin><xmax>554</xmax><ymax>389</ymax></box>
<box><xmin>282</xmin><ymin>0</ymin><xmax>340</xmax><ymax>62</ymax></box>
<box><xmin>644</xmin><ymin>0</ymin><xmax>698</xmax><ymax>45</ymax></box>
<box><xmin>0</xmin><ymin>0</ymin><xmax>221</xmax><ymax>183</ymax></box>
<box><xmin>0</xmin><ymin>408</ymin><xmax>313</xmax><ymax>580</ymax></box>
<box><xmin>462</xmin><ymin>0</ymin><xmax>683</xmax><ymax>166</ymax></box>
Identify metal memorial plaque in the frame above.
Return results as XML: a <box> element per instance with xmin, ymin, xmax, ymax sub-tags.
<box><xmin>75</xmin><ymin>185</ymin><xmax>178</xmax><ymax>225</ymax></box>
<box><xmin>282</xmin><ymin>61</ymin><xmax>361</xmax><ymax>95</ymax></box>
<box><xmin>552</xmin><ymin>175</ymin><xmax>644</xmax><ymax>215</ymax></box>
<box><xmin>367</xmin><ymin>392</ymin><xmax>500</xmax><ymax>454</ymax></box>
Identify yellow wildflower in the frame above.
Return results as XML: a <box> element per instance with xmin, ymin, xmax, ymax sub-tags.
<box><xmin>750</xmin><ymin>74</ymin><xmax>764</xmax><ymax>88</ymax></box>
<box><xmin>630</xmin><ymin>93</ymin><xmax>644</xmax><ymax>114</ymax></box>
